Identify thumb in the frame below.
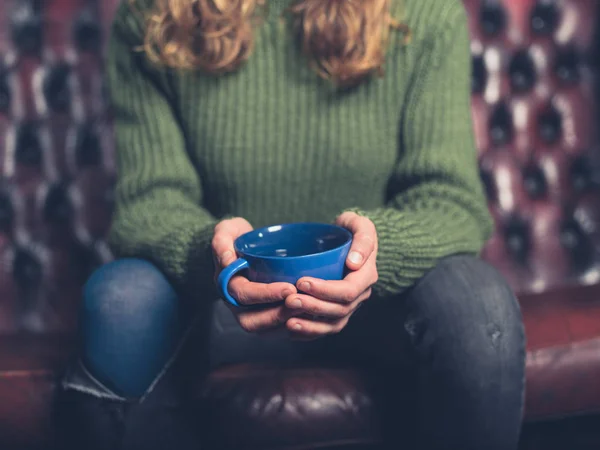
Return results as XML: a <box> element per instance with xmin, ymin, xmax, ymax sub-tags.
<box><xmin>212</xmin><ymin>217</ymin><xmax>253</xmax><ymax>268</ymax></box>
<box><xmin>336</xmin><ymin>212</ymin><xmax>377</xmax><ymax>271</ymax></box>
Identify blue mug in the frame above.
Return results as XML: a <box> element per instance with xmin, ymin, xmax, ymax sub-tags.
<box><xmin>217</xmin><ymin>223</ymin><xmax>353</xmax><ymax>307</ymax></box>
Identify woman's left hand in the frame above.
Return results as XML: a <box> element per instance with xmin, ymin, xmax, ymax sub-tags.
<box><xmin>284</xmin><ymin>212</ymin><xmax>378</xmax><ymax>339</ymax></box>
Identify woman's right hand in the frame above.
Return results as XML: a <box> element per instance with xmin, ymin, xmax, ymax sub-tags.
<box><xmin>212</xmin><ymin>217</ymin><xmax>298</xmax><ymax>333</ymax></box>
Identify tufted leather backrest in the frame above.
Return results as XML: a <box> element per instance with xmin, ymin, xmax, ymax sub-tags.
<box><xmin>0</xmin><ymin>0</ymin><xmax>117</xmax><ymax>334</ymax></box>
<box><xmin>0</xmin><ymin>0</ymin><xmax>598</xmax><ymax>334</ymax></box>
<box><xmin>465</xmin><ymin>0</ymin><xmax>600</xmax><ymax>294</ymax></box>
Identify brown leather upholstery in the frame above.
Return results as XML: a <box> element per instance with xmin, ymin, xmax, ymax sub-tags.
<box><xmin>0</xmin><ymin>0</ymin><xmax>600</xmax><ymax>449</ymax></box>
<box><xmin>199</xmin><ymin>365</ymin><xmax>395</xmax><ymax>450</ymax></box>
<box><xmin>0</xmin><ymin>0</ymin><xmax>116</xmax><ymax>336</ymax></box>
<box><xmin>466</xmin><ymin>0</ymin><xmax>600</xmax><ymax>293</ymax></box>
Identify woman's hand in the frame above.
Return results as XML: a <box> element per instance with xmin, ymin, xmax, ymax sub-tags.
<box><xmin>212</xmin><ymin>217</ymin><xmax>298</xmax><ymax>333</ymax></box>
<box><xmin>284</xmin><ymin>212</ymin><xmax>378</xmax><ymax>340</ymax></box>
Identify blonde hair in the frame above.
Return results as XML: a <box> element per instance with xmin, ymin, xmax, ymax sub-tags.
<box><xmin>140</xmin><ymin>0</ymin><xmax>409</xmax><ymax>85</ymax></box>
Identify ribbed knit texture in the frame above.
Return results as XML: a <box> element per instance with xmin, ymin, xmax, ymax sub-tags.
<box><xmin>107</xmin><ymin>0</ymin><xmax>493</xmax><ymax>299</ymax></box>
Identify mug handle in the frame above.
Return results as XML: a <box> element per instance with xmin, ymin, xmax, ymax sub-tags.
<box><xmin>217</xmin><ymin>258</ymin><xmax>250</xmax><ymax>307</ymax></box>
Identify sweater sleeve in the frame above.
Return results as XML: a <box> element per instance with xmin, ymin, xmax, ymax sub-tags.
<box><xmin>106</xmin><ymin>3</ymin><xmax>219</xmax><ymax>296</ymax></box>
<box><xmin>346</xmin><ymin>4</ymin><xmax>494</xmax><ymax>298</ymax></box>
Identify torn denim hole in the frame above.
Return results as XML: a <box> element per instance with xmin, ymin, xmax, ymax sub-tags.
<box><xmin>486</xmin><ymin>322</ymin><xmax>503</xmax><ymax>350</ymax></box>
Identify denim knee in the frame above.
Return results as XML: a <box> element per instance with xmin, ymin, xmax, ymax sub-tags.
<box><xmin>82</xmin><ymin>258</ymin><xmax>178</xmax><ymax>327</ymax></box>
<box><xmin>81</xmin><ymin>258</ymin><xmax>182</xmax><ymax>397</ymax></box>
<box><xmin>404</xmin><ymin>255</ymin><xmax>526</xmax><ymax>384</ymax></box>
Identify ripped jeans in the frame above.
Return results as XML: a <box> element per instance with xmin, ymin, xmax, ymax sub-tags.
<box><xmin>61</xmin><ymin>254</ymin><xmax>526</xmax><ymax>450</ymax></box>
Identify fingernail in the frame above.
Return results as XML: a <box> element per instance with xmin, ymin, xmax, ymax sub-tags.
<box><xmin>293</xmin><ymin>323</ymin><xmax>303</xmax><ymax>331</ymax></box>
<box><xmin>219</xmin><ymin>251</ymin><xmax>233</xmax><ymax>265</ymax></box>
<box><xmin>282</xmin><ymin>289</ymin><xmax>294</xmax><ymax>299</ymax></box>
<box><xmin>348</xmin><ymin>251</ymin><xmax>363</xmax><ymax>264</ymax></box>
<box><xmin>299</xmin><ymin>281</ymin><xmax>311</xmax><ymax>292</ymax></box>
<box><xmin>290</xmin><ymin>298</ymin><xmax>303</xmax><ymax>308</ymax></box>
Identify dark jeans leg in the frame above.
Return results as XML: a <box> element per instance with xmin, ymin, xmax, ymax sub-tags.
<box><xmin>401</xmin><ymin>254</ymin><xmax>526</xmax><ymax>450</ymax></box>
<box><xmin>298</xmin><ymin>254</ymin><xmax>525</xmax><ymax>449</ymax></box>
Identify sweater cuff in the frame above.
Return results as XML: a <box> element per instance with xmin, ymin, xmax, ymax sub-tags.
<box><xmin>342</xmin><ymin>206</ymin><xmax>489</xmax><ymax>298</ymax></box>
<box><xmin>160</xmin><ymin>222</ymin><xmax>219</xmax><ymax>296</ymax></box>
<box><xmin>109</xmin><ymin>218</ymin><xmax>220</xmax><ymax>300</ymax></box>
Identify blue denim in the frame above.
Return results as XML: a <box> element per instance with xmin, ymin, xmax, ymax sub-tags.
<box><xmin>80</xmin><ymin>259</ymin><xmax>185</xmax><ymax>398</ymax></box>
<box><xmin>61</xmin><ymin>254</ymin><xmax>525</xmax><ymax>449</ymax></box>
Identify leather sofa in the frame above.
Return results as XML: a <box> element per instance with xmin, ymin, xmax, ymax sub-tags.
<box><xmin>0</xmin><ymin>0</ymin><xmax>599</xmax><ymax>449</ymax></box>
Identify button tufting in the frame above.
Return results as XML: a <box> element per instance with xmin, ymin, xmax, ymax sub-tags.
<box><xmin>73</xmin><ymin>10</ymin><xmax>102</xmax><ymax>53</ymax></box>
<box><xmin>0</xmin><ymin>191</ymin><xmax>14</xmax><ymax>233</ymax></box>
<box><xmin>523</xmin><ymin>166</ymin><xmax>547</xmax><ymax>199</ymax></box>
<box><xmin>560</xmin><ymin>218</ymin><xmax>593</xmax><ymax>270</ymax></box>
<box><xmin>0</xmin><ymin>0</ymin><xmax>598</xmax><ymax>332</ymax></box>
<box><xmin>74</xmin><ymin>125</ymin><xmax>102</xmax><ymax>167</ymax></box>
<box><xmin>10</xmin><ymin>1</ymin><xmax>43</xmax><ymax>55</ymax></box>
<box><xmin>510</xmin><ymin>51</ymin><xmax>537</xmax><ymax>93</ymax></box>
<box><xmin>0</xmin><ymin>67</ymin><xmax>10</xmax><ymax>114</ymax></box>
<box><xmin>15</xmin><ymin>123</ymin><xmax>43</xmax><ymax>167</ymax></box>
<box><xmin>504</xmin><ymin>218</ymin><xmax>531</xmax><ymax>263</ymax></box>
<box><xmin>570</xmin><ymin>156</ymin><xmax>594</xmax><ymax>194</ymax></box>
<box><xmin>537</xmin><ymin>107</ymin><xmax>562</xmax><ymax>144</ymax></box>
<box><xmin>42</xmin><ymin>182</ymin><xmax>73</xmax><ymax>225</ymax></box>
<box><xmin>12</xmin><ymin>246</ymin><xmax>43</xmax><ymax>289</ymax></box>
<box><xmin>554</xmin><ymin>48</ymin><xmax>581</xmax><ymax>85</ymax></box>
<box><xmin>530</xmin><ymin>0</ymin><xmax>560</xmax><ymax>36</ymax></box>
<box><xmin>43</xmin><ymin>63</ymin><xmax>72</xmax><ymax>114</ymax></box>
<box><xmin>479</xmin><ymin>1</ymin><xmax>507</xmax><ymax>37</ymax></box>
<box><xmin>480</xmin><ymin>168</ymin><xmax>496</xmax><ymax>203</ymax></box>
<box><xmin>472</xmin><ymin>55</ymin><xmax>487</xmax><ymax>94</ymax></box>
<box><xmin>489</xmin><ymin>103</ymin><xmax>513</xmax><ymax>146</ymax></box>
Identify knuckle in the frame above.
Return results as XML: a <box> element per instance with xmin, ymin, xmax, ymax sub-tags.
<box><xmin>342</xmin><ymin>290</ymin><xmax>356</xmax><ymax>303</ymax></box>
<box><xmin>332</xmin><ymin>321</ymin><xmax>346</xmax><ymax>334</ymax></box>
<box><xmin>271</xmin><ymin>312</ymin><xmax>285</xmax><ymax>327</ymax></box>
<box><xmin>357</xmin><ymin>289</ymin><xmax>372</xmax><ymax>304</ymax></box>
<box><xmin>332</xmin><ymin>302</ymin><xmax>349</xmax><ymax>316</ymax></box>
<box><xmin>348</xmin><ymin>302</ymin><xmax>360</xmax><ymax>314</ymax></box>
<box><xmin>212</xmin><ymin>236</ymin><xmax>231</xmax><ymax>254</ymax></box>
<box><xmin>233</xmin><ymin>287</ymin><xmax>249</xmax><ymax>305</ymax></box>
<box><xmin>337</xmin><ymin>211</ymin><xmax>354</xmax><ymax>224</ymax></box>
<box><xmin>239</xmin><ymin>317</ymin><xmax>255</xmax><ymax>333</ymax></box>
<box><xmin>356</xmin><ymin>231</ymin><xmax>375</xmax><ymax>246</ymax></box>
<box><xmin>370</xmin><ymin>268</ymin><xmax>379</xmax><ymax>285</ymax></box>
<box><xmin>356</xmin><ymin>216</ymin><xmax>369</xmax><ymax>227</ymax></box>
<box><xmin>211</xmin><ymin>235</ymin><xmax>223</xmax><ymax>250</ymax></box>
<box><xmin>343</xmin><ymin>301</ymin><xmax>355</xmax><ymax>315</ymax></box>
<box><xmin>358</xmin><ymin>216</ymin><xmax>375</xmax><ymax>231</ymax></box>
<box><xmin>267</xmin><ymin>286</ymin><xmax>283</xmax><ymax>302</ymax></box>
<box><xmin>317</xmin><ymin>305</ymin><xmax>337</xmax><ymax>319</ymax></box>
<box><xmin>348</xmin><ymin>214</ymin><xmax>361</xmax><ymax>228</ymax></box>
<box><xmin>214</xmin><ymin>220</ymin><xmax>231</xmax><ymax>233</ymax></box>
<box><xmin>372</xmin><ymin>272</ymin><xmax>379</xmax><ymax>285</ymax></box>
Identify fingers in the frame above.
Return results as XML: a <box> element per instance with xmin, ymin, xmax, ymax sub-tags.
<box><xmin>285</xmin><ymin>292</ymin><xmax>366</xmax><ymax>319</ymax></box>
<box><xmin>235</xmin><ymin>288</ymin><xmax>371</xmax><ymax>337</ymax></box>
<box><xmin>336</xmin><ymin>212</ymin><xmax>377</xmax><ymax>271</ymax></box>
<box><xmin>296</xmin><ymin>261</ymin><xmax>377</xmax><ymax>304</ymax></box>
<box><xmin>284</xmin><ymin>289</ymin><xmax>371</xmax><ymax>339</ymax></box>
<box><xmin>286</xmin><ymin>315</ymin><xmax>350</xmax><ymax>340</ymax></box>
<box><xmin>212</xmin><ymin>218</ymin><xmax>253</xmax><ymax>267</ymax></box>
<box><xmin>228</xmin><ymin>278</ymin><xmax>296</xmax><ymax>306</ymax></box>
<box><xmin>213</xmin><ymin>218</ymin><xmax>297</xmax><ymax>307</ymax></box>
<box><xmin>236</xmin><ymin>305</ymin><xmax>296</xmax><ymax>334</ymax></box>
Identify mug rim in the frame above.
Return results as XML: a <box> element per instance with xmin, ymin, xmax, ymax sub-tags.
<box><xmin>234</xmin><ymin>222</ymin><xmax>353</xmax><ymax>261</ymax></box>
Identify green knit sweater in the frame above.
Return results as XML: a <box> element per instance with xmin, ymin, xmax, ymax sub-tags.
<box><xmin>107</xmin><ymin>0</ymin><xmax>493</xmax><ymax>299</ymax></box>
